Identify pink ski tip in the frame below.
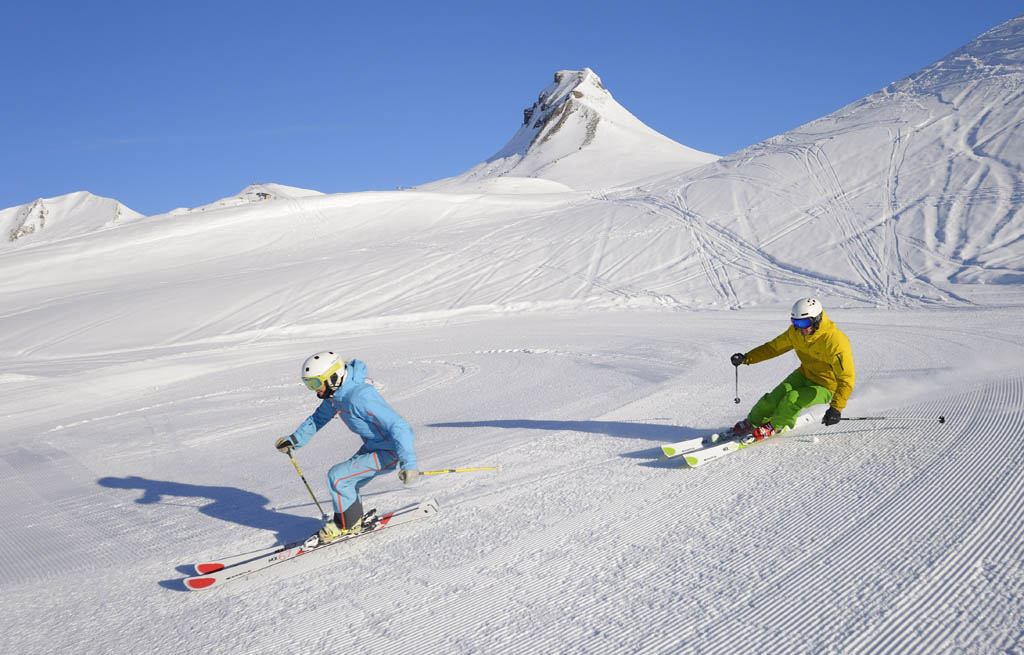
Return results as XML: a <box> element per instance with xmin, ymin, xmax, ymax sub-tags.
<box><xmin>196</xmin><ymin>563</ymin><xmax>225</xmax><ymax>574</ymax></box>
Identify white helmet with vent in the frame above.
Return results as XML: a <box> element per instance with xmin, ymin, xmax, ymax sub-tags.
<box><xmin>301</xmin><ymin>351</ymin><xmax>346</xmax><ymax>395</ymax></box>
<box><xmin>790</xmin><ymin>298</ymin><xmax>823</xmax><ymax>330</ymax></box>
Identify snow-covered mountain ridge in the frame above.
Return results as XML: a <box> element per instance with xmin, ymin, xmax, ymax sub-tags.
<box><xmin>5</xmin><ymin>19</ymin><xmax>1023</xmax><ymax>312</ymax></box>
<box><xmin>168</xmin><ymin>182</ymin><xmax>325</xmax><ymax>215</ymax></box>
<box><xmin>0</xmin><ymin>184</ymin><xmax>324</xmax><ymax>249</ymax></box>
<box><xmin>420</xmin><ymin>67</ymin><xmax>719</xmax><ymax>192</ymax></box>
<box><xmin>0</xmin><ymin>191</ymin><xmax>143</xmax><ymax>248</ymax></box>
<box><xmin>624</xmin><ymin>15</ymin><xmax>1024</xmax><ymax>306</ymax></box>
<box><xmin>3</xmin><ymin>18</ymin><xmax>1024</xmax><ymax>321</ymax></box>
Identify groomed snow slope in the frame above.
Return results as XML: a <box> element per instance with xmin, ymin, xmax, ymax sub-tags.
<box><xmin>0</xmin><ymin>307</ymin><xmax>1022</xmax><ymax>654</ymax></box>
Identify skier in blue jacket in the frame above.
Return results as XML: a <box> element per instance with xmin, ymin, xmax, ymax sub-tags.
<box><xmin>275</xmin><ymin>351</ymin><xmax>419</xmax><ymax>545</ymax></box>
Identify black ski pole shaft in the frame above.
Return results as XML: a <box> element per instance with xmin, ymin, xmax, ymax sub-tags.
<box><xmin>840</xmin><ymin>415</ymin><xmax>946</xmax><ymax>423</ymax></box>
<box><xmin>734</xmin><ymin>365</ymin><xmax>740</xmax><ymax>404</ymax></box>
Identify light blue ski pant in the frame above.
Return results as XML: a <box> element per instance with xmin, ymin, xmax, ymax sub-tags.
<box><xmin>327</xmin><ymin>449</ymin><xmax>398</xmax><ymax>514</ymax></box>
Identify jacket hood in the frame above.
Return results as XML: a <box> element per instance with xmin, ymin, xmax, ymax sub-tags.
<box><xmin>337</xmin><ymin>359</ymin><xmax>368</xmax><ymax>398</ymax></box>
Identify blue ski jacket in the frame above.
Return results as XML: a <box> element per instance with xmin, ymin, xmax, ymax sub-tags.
<box><xmin>289</xmin><ymin>360</ymin><xmax>418</xmax><ymax>470</ymax></box>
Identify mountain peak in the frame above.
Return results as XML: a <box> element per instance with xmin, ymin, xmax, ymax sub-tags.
<box><xmin>517</xmin><ymin>68</ymin><xmax>607</xmax><ymax>150</ymax></box>
<box><xmin>420</xmin><ymin>68</ymin><xmax>717</xmax><ymax>192</ymax></box>
<box><xmin>0</xmin><ymin>191</ymin><xmax>143</xmax><ymax>248</ymax></box>
<box><xmin>168</xmin><ymin>182</ymin><xmax>324</xmax><ymax>215</ymax></box>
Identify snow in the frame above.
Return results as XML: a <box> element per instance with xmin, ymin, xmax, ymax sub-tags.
<box><xmin>2</xmin><ymin>15</ymin><xmax>1024</xmax><ymax>655</ymax></box>
<box><xmin>0</xmin><ymin>191</ymin><xmax>143</xmax><ymax>249</ymax></box>
<box><xmin>173</xmin><ymin>182</ymin><xmax>326</xmax><ymax>215</ymax></box>
<box><xmin>2</xmin><ymin>308</ymin><xmax>1022</xmax><ymax>653</ymax></box>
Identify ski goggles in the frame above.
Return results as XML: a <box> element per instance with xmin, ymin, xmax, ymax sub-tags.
<box><xmin>302</xmin><ymin>360</ymin><xmax>343</xmax><ymax>391</ymax></box>
<box><xmin>791</xmin><ymin>317</ymin><xmax>817</xmax><ymax>329</ymax></box>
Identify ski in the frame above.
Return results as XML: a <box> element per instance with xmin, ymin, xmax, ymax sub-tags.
<box><xmin>193</xmin><ymin>542</ymin><xmax>287</xmax><ymax>575</ymax></box>
<box><xmin>184</xmin><ymin>497</ymin><xmax>439</xmax><ymax>590</ymax></box>
<box><xmin>684</xmin><ymin>413</ymin><xmax>814</xmax><ymax>467</ymax></box>
<box><xmin>661</xmin><ymin>430</ymin><xmax>733</xmax><ymax>458</ymax></box>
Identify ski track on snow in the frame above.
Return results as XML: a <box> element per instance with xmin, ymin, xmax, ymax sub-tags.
<box><xmin>180</xmin><ymin>372</ymin><xmax>1023</xmax><ymax>655</ymax></box>
<box><xmin>287</xmin><ymin>373</ymin><xmax>1024</xmax><ymax>655</ymax></box>
<box><xmin>1</xmin><ymin>311</ymin><xmax>1024</xmax><ymax>654</ymax></box>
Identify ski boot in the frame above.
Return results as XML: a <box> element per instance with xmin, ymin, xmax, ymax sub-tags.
<box><xmin>731</xmin><ymin>419</ymin><xmax>754</xmax><ymax>439</ymax></box>
<box><xmin>740</xmin><ymin>422</ymin><xmax>776</xmax><ymax>445</ymax></box>
<box><xmin>305</xmin><ymin>501</ymin><xmax>376</xmax><ymax>548</ymax></box>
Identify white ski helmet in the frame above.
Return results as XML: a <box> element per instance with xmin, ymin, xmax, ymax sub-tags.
<box><xmin>301</xmin><ymin>351</ymin><xmax>346</xmax><ymax>393</ymax></box>
<box><xmin>790</xmin><ymin>298</ymin><xmax>823</xmax><ymax>330</ymax></box>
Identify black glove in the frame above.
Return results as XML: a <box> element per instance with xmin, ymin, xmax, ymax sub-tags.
<box><xmin>275</xmin><ymin>437</ymin><xmax>294</xmax><ymax>454</ymax></box>
<box><xmin>730</xmin><ymin>352</ymin><xmax>746</xmax><ymax>366</ymax></box>
<box><xmin>822</xmin><ymin>407</ymin><xmax>841</xmax><ymax>426</ymax></box>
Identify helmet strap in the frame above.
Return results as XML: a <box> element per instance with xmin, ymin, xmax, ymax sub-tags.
<box><xmin>317</xmin><ymin>372</ymin><xmax>345</xmax><ymax>399</ymax></box>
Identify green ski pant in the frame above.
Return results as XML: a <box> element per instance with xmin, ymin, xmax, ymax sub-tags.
<box><xmin>747</xmin><ymin>369</ymin><xmax>833</xmax><ymax>430</ymax></box>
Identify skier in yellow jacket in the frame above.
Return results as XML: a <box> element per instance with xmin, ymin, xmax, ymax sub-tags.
<box><xmin>730</xmin><ymin>298</ymin><xmax>855</xmax><ymax>443</ymax></box>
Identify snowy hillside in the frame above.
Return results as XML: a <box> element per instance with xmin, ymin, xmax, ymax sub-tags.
<box><xmin>628</xmin><ymin>16</ymin><xmax>1024</xmax><ymax>306</ymax></box>
<box><xmin>1</xmin><ymin>14</ymin><xmax>1024</xmax><ymax>655</ymax></box>
<box><xmin>0</xmin><ymin>191</ymin><xmax>143</xmax><ymax>249</ymax></box>
<box><xmin>168</xmin><ymin>182</ymin><xmax>325</xmax><ymax>215</ymax></box>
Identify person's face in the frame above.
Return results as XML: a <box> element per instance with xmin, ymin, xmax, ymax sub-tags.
<box><xmin>791</xmin><ymin>317</ymin><xmax>818</xmax><ymax>337</ymax></box>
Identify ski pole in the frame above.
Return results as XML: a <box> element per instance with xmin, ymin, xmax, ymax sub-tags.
<box><xmin>288</xmin><ymin>453</ymin><xmax>328</xmax><ymax>521</ymax></box>
<box><xmin>841</xmin><ymin>415</ymin><xmax>946</xmax><ymax>423</ymax></box>
<box><xmin>734</xmin><ymin>365</ymin><xmax>741</xmax><ymax>404</ymax></box>
<box><xmin>421</xmin><ymin>466</ymin><xmax>501</xmax><ymax>476</ymax></box>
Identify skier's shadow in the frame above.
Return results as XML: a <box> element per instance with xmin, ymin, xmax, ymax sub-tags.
<box><xmin>430</xmin><ymin>419</ymin><xmax>705</xmax><ymax>465</ymax></box>
<box><xmin>429</xmin><ymin>418</ymin><xmax>696</xmax><ymax>443</ymax></box>
<box><xmin>431</xmin><ymin>418</ymin><xmax>735</xmax><ymax>470</ymax></box>
<box><xmin>98</xmin><ymin>475</ymin><xmax>322</xmax><ymax>588</ymax></box>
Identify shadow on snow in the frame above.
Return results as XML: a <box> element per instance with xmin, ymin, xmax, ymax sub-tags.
<box><xmin>430</xmin><ymin>418</ymin><xmax>712</xmax><ymax>468</ymax></box>
<box><xmin>98</xmin><ymin>475</ymin><xmax>325</xmax><ymax>590</ymax></box>
<box><xmin>98</xmin><ymin>475</ymin><xmax>322</xmax><ymax>541</ymax></box>
<box><xmin>98</xmin><ymin>474</ymin><xmax>323</xmax><ymax>589</ymax></box>
<box><xmin>430</xmin><ymin>418</ymin><xmax>703</xmax><ymax>443</ymax></box>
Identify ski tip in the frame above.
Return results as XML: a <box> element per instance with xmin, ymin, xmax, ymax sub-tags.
<box><xmin>184</xmin><ymin>576</ymin><xmax>218</xmax><ymax>591</ymax></box>
<box><xmin>195</xmin><ymin>563</ymin><xmax>225</xmax><ymax>575</ymax></box>
<box><xmin>684</xmin><ymin>455</ymin><xmax>701</xmax><ymax>467</ymax></box>
<box><xmin>661</xmin><ymin>446</ymin><xmax>677</xmax><ymax>457</ymax></box>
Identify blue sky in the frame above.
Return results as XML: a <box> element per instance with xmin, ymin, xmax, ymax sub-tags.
<box><xmin>2</xmin><ymin>1</ymin><xmax>1021</xmax><ymax>216</ymax></box>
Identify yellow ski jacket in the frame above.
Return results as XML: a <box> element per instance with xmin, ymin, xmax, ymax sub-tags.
<box><xmin>743</xmin><ymin>311</ymin><xmax>856</xmax><ymax>411</ymax></box>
